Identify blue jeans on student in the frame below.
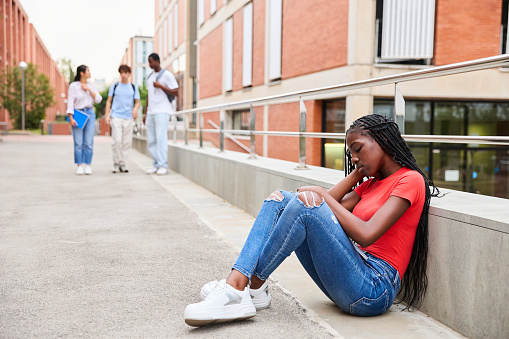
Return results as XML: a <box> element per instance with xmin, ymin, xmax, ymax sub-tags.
<box><xmin>233</xmin><ymin>190</ymin><xmax>401</xmax><ymax>316</ymax></box>
<box><xmin>71</xmin><ymin>107</ymin><xmax>95</xmax><ymax>165</ymax></box>
<box><xmin>146</xmin><ymin>113</ymin><xmax>169</xmax><ymax>169</ymax></box>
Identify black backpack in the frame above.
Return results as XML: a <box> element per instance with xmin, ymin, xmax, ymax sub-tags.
<box><xmin>148</xmin><ymin>69</ymin><xmax>175</xmax><ymax>103</ymax></box>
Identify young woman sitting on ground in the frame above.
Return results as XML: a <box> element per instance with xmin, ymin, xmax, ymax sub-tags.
<box><xmin>184</xmin><ymin>114</ymin><xmax>440</xmax><ymax>326</ymax></box>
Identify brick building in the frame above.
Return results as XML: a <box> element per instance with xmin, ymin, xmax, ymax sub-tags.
<box><xmin>156</xmin><ymin>0</ymin><xmax>509</xmax><ymax>198</ymax></box>
<box><xmin>120</xmin><ymin>36</ymin><xmax>154</xmax><ymax>89</ymax></box>
<box><xmin>0</xmin><ymin>0</ymin><xmax>68</xmax><ymax>132</ymax></box>
<box><xmin>154</xmin><ymin>0</ymin><xmax>197</xmax><ymax>113</ymax></box>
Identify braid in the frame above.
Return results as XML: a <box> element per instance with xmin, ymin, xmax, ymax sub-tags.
<box><xmin>345</xmin><ymin>114</ymin><xmax>440</xmax><ymax>310</ymax></box>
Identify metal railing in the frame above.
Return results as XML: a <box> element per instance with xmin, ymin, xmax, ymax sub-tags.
<box><xmin>146</xmin><ymin>54</ymin><xmax>509</xmax><ymax>169</ymax></box>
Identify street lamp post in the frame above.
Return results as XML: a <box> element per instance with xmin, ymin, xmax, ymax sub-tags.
<box><xmin>19</xmin><ymin>61</ymin><xmax>28</xmax><ymax>131</ymax></box>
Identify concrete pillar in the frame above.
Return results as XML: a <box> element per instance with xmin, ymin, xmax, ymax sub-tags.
<box><xmin>345</xmin><ymin>0</ymin><xmax>376</xmax><ymax>128</ymax></box>
<box><xmin>345</xmin><ymin>94</ymin><xmax>373</xmax><ymax>128</ymax></box>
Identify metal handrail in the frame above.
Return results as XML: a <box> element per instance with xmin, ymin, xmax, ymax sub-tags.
<box><xmin>175</xmin><ymin>54</ymin><xmax>509</xmax><ymax>115</ymax></box>
<box><xmin>148</xmin><ymin>54</ymin><xmax>509</xmax><ymax>169</ymax></box>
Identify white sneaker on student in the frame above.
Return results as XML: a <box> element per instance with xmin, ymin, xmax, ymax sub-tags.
<box><xmin>84</xmin><ymin>165</ymin><xmax>92</xmax><ymax>175</ymax></box>
<box><xmin>76</xmin><ymin>165</ymin><xmax>84</xmax><ymax>175</ymax></box>
<box><xmin>156</xmin><ymin>167</ymin><xmax>168</xmax><ymax>175</ymax></box>
<box><xmin>200</xmin><ymin>279</ymin><xmax>271</xmax><ymax>310</ymax></box>
<box><xmin>112</xmin><ymin>164</ymin><xmax>120</xmax><ymax>173</ymax></box>
<box><xmin>184</xmin><ymin>280</ymin><xmax>256</xmax><ymax>327</ymax></box>
<box><xmin>146</xmin><ymin>167</ymin><xmax>158</xmax><ymax>174</ymax></box>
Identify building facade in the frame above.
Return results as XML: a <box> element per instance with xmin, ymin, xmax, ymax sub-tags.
<box><xmin>189</xmin><ymin>0</ymin><xmax>509</xmax><ymax>199</ymax></box>
<box><xmin>0</xmin><ymin>0</ymin><xmax>68</xmax><ymax>131</ymax></box>
<box><xmin>120</xmin><ymin>36</ymin><xmax>154</xmax><ymax>88</ymax></box>
<box><xmin>154</xmin><ymin>0</ymin><xmax>197</xmax><ymax>113</ymax></box>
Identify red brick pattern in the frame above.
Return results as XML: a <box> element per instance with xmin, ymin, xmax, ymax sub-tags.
<box><xmin>252</xmin><ymin>0</ymin><xmax>265</xmax><ymax>86</ymax></box>
<box><xmin>0</xmin><ymin>0</ymin><xmax>68</xmax><ymax>130</ymax></box>
<box><xmin>179</xmin><ymin>0</ymin><xmax>185</xmax><ymax>46</ymax></box>
<box><xmin>199</xmin><ymin>26</ymin><xmax>223</xmax><ymax>98</ymax></box>
<box><xmin>434</xmin><ymin>0</ymin><xmax>502</xmax><ymax>65</ymax></box>
<box><xmin>232</xmin><ymin>9</ymin><xmax>243</xmax><ymax>91</ymax></box>
<box><xmin>282</xmin><ymin>0</ymin><xmax>348</xmax><ymax>80</ymax></box>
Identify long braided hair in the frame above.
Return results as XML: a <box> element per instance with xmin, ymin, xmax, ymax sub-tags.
<box><xmin>345</xmin><ymin>114</ymin><xmax>440</xmax><ymax>310</ymax></box>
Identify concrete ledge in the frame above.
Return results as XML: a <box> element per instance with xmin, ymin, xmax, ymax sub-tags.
<box><xmin>133</xmin><ymin>137</ymin><xmax>509</xmax><ymax>339</ymax></box>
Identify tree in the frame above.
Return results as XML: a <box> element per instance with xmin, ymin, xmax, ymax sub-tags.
<box><xmin>57</xmin><ymin>58</ymin><xmax>75</xmax><ymax>84</ymax></box>
<box><xmin>94</xmin><ymin>86</ymin><xmax>110</xmax><ymax>119</ymax></box>
<box><xmin>139</xmin><ymin>81</ymin><xmax>148</xmax><ymax>113</ymax></box>
<box><xmin>0</xmin><ymin>63</ymin><xmax>55</xmax><ymax>130</ymax></box>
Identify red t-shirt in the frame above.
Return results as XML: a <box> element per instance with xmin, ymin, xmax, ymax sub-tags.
<box><xmin>353</xmin><ymin>167</ymin><xmax>425</xmax><ymax>278</ymax></box>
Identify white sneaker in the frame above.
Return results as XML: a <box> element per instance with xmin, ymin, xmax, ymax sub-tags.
<box><xmin>184</xmin><ymin>280</ymin><xmax>256</xmax><ymax>327</ymax></box>
<box><xmin>200</xmin><ymin>279</ymin><xmax>271</xmax><ymax>310</ymax></box>
<box><xmin>76</xmin><ymin>165</ymin><xmax>84</xmax><ymax>175</ymax></box>
<box><xmin>156</xmin><ymin>167</ymin><xmax>168</xmax><ymax>175</ymax></box>
<box><xmin>84</xmin><ymin>165</ymin><xmax>92</xmax><ymax>175</ymax></box>
<box><xmin>146</xmin><ymin>167</ymin><xmax>158</xmax><ymax>174</ymax></box>
<box><xmin>112</xmin><ymin>164</ymin><xmax>120</xmax><ymax>173</ymax></box>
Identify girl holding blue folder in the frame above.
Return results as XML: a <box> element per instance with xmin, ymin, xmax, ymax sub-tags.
<box><xmin>66</xmin><ymin>65</ymin><xmax>102</xmax><ymax>175</ymax></box>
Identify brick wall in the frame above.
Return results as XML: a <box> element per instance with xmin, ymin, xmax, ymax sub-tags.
<box><xmin>0</xmin><ymin>0</ymin><xmax>68</xmax><ymax>130</ymax></box>
<box><xmin>282</xmin><ymin>0</ymin><xmax>348</xmax><ymax>80</ymax></box>
<box><xmin>232</xmin><ymin>9</ymin><xmax>243</xmax><ymax>91</ymax></box>
<box><xmin>252</xmin><ymin>0</ymin><xmax>265</xmax><ymax>86</ymax></box>
<box><xmin>199</xmin><ymin>26</ymin><xmax>223</xmax><ymax>99</ymax></box>
<box><xmin>434</xmin><ymin>0</ymin><xmax>502</xmax><ymax>65</ymax></box>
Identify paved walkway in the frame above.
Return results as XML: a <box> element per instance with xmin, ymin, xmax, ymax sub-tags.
<box><xmin>0</xmin><ymin>134</ymin><xmax>466</xmax><ymax>338</ymax></box>
<box><xmin>0</xmin><ymin>135</ymin><xmax>334</xmax><ymax>338</ymax></box>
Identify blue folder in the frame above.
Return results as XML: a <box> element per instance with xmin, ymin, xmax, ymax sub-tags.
<box><xmin>66</xmin><ymin>109</ymin><xmax>90</xmax><ymax>129</ymax></box>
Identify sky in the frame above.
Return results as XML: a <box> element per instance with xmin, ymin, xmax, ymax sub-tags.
<box><xmin>18</xmin><ymin>0</ymin><xmax>155</xmax><ymax>84</ymax></box>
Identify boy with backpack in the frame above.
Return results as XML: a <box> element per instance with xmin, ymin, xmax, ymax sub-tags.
<box><xmin>143</xmin><ymin>53</ymin><xmax>179</xmax><ymax>175</ymax></box>
<box><xmin>105</xmin><ymin>65</ymin><xmax>141</xmax><ymax>173</ymax></box>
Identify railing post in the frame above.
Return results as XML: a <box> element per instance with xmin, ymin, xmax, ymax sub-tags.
<box><xmin>219</xmin><ymin>109</ymin><xmax>225</xmax><ymax>152</ymax></box>
<box><xmin>394</xmin><ymin>83</ymin><xmax>405</xmax><ymax>134</ymax></box>
<box><xmin>199</xmin><ymin>112</ymin><xmax>203</xmax><ymax>148</ymax></box>
<box><xmin>295</xmin><ymin>97</ymin><xmax>309</xmax><ymax>170</ymax></box>
<box><xmin>172</xmin><ymin>115</ymin><xmax>177</xmax><ymax>143</ymax></box>
<box><xmin>249</xmin><ymin>105</ymin><xmax>256</xmax><ymax>159</ymax></box>
<box><xmin>184</xmin><ymin>114</ymin><xmax>189</xmax><ymax>145</ymax></box>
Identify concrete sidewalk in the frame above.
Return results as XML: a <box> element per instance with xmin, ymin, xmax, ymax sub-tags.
<box><xmin>0</xmin><ymin>135</ymin><xmax>334</xmax><ymax>338</ymax></box>
<box><xmin>0</xmin><ymin>135</ymin><xmax>465</xmax><ymax>338</ymax></box>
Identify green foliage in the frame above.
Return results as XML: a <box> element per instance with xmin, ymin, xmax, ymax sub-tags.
<box><xmin>139</xmin><ymin>81</ymin><xmax>148</xmax><ymax>113</ymax></box>
<box><xmin>0</xmin><ymin>63</ymin><xmax>55</xmax><ymax>129</ymax></box>
<box><xmin>94</xmin><ymin>86</ymin><xmax>110</xmax><ymax>119</ymax></box>
<box><xmin>57</xmin><ymin>58</ymin><xmax>75</xmax><ymax>84</ymax></box>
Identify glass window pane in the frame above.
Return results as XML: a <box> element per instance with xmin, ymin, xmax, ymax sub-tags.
<box><xmin>323</xmin><ymin>99</ymin><xmax>346</xmax><ymax>170</ymax></box>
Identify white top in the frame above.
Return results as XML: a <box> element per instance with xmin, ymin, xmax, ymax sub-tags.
<box><xmin>146</xmin><ymin>69</ymin><xmax>179</xmax><ymax>115</ymax></box>
<box><xmin>66</xmin><ymin>81</ymin><xmax>102</xmax><ymax>114</ymax></box>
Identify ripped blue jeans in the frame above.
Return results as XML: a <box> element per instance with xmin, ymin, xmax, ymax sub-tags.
<box><xmin>232</xmin><ymin>190</ymin><xmax>400</xmax><ymax>316</ymax></box>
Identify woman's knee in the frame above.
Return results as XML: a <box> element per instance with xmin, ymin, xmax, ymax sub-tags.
<box><xmin>297</xmin><ymin>191</ymin><xmax>323</xmax><ymax>207</ymax></box>
<box><xmin>264</xmin><ymin>189</ymin><xmax>293</xmax><ymax>202</ymax></box>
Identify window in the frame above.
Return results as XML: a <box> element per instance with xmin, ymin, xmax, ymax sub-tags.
<box><xmin>163</xmin><ymin>19</ymin><xmax>168</xmax><ymax>56</ymax></box>
<box><xmin>322</xmin><ymin>99</ymin><xmax>346</xmax><ymax>170</ymax></box>
<box><xmin>268</xmin><ymin>0</ymin><xmax>282</xmax><ymax>80</ymax></box>
<box><xmin>174</xmin><ymin>3</ymin><xmax>179</xmax><ymax>49</ymax></box>
<box><xmin>159</xmin><ymin>0</ymin><xmax>163</xmax><ymax>16</ymax></box>
<box><xmin>232</xmin><ymin>110</ymin><xmax>251</xmax><ymax>130</ymax></box>
<box><xmin>136</xmin><ymin>67</ymin><xmax>143</xmax><ymax>87</ymax></box>
<box><xmin>210</xmin><ymin>0</ymin><xmax>217</xmax><ymax>15</ymax></box>
<box><xmin>501</xmin><ymin>0</ymin><xmax>509</xmax><ymax>54</ymax></box>
<box><xmin>224</xmin><ymin>17</ymin><xmax>233</xmax><ymax>92</ymax></box>
<box><xmin>242</xmin><ymin>3</ymin><xmax>253</xmax><ymax>87</ymax></box>
<box><xmin>158</xmin><ymin>27</ymin><xmax>163</xmax><ymax>55</ymax></box>
<box><xmin>168</xmin><ymin>12</ymin><xmax>173</xmax><ymax>53</ymax></box>
<box><xmin>136</xmin><ymin>41</ymin><xmax>144</xmax><ymax>63</ymax></box>
<box><xmin>373</xmin><ymin>99</ymin><xmax>509</xmax><ymax>198</ymax></box>
<box><xmin>376</xmin><ymin>0</ymin><xmax>435</xmax><ymax>64</ymax></box>
<box><xmin>146</xmin><ymin>41</ymin><xmax>154</xmax><ymax>57</ymax></box>
<box><xmin>198</xmin><ymin>0</ymin><xmax>205</xmax><ymax>25</ymax></box>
